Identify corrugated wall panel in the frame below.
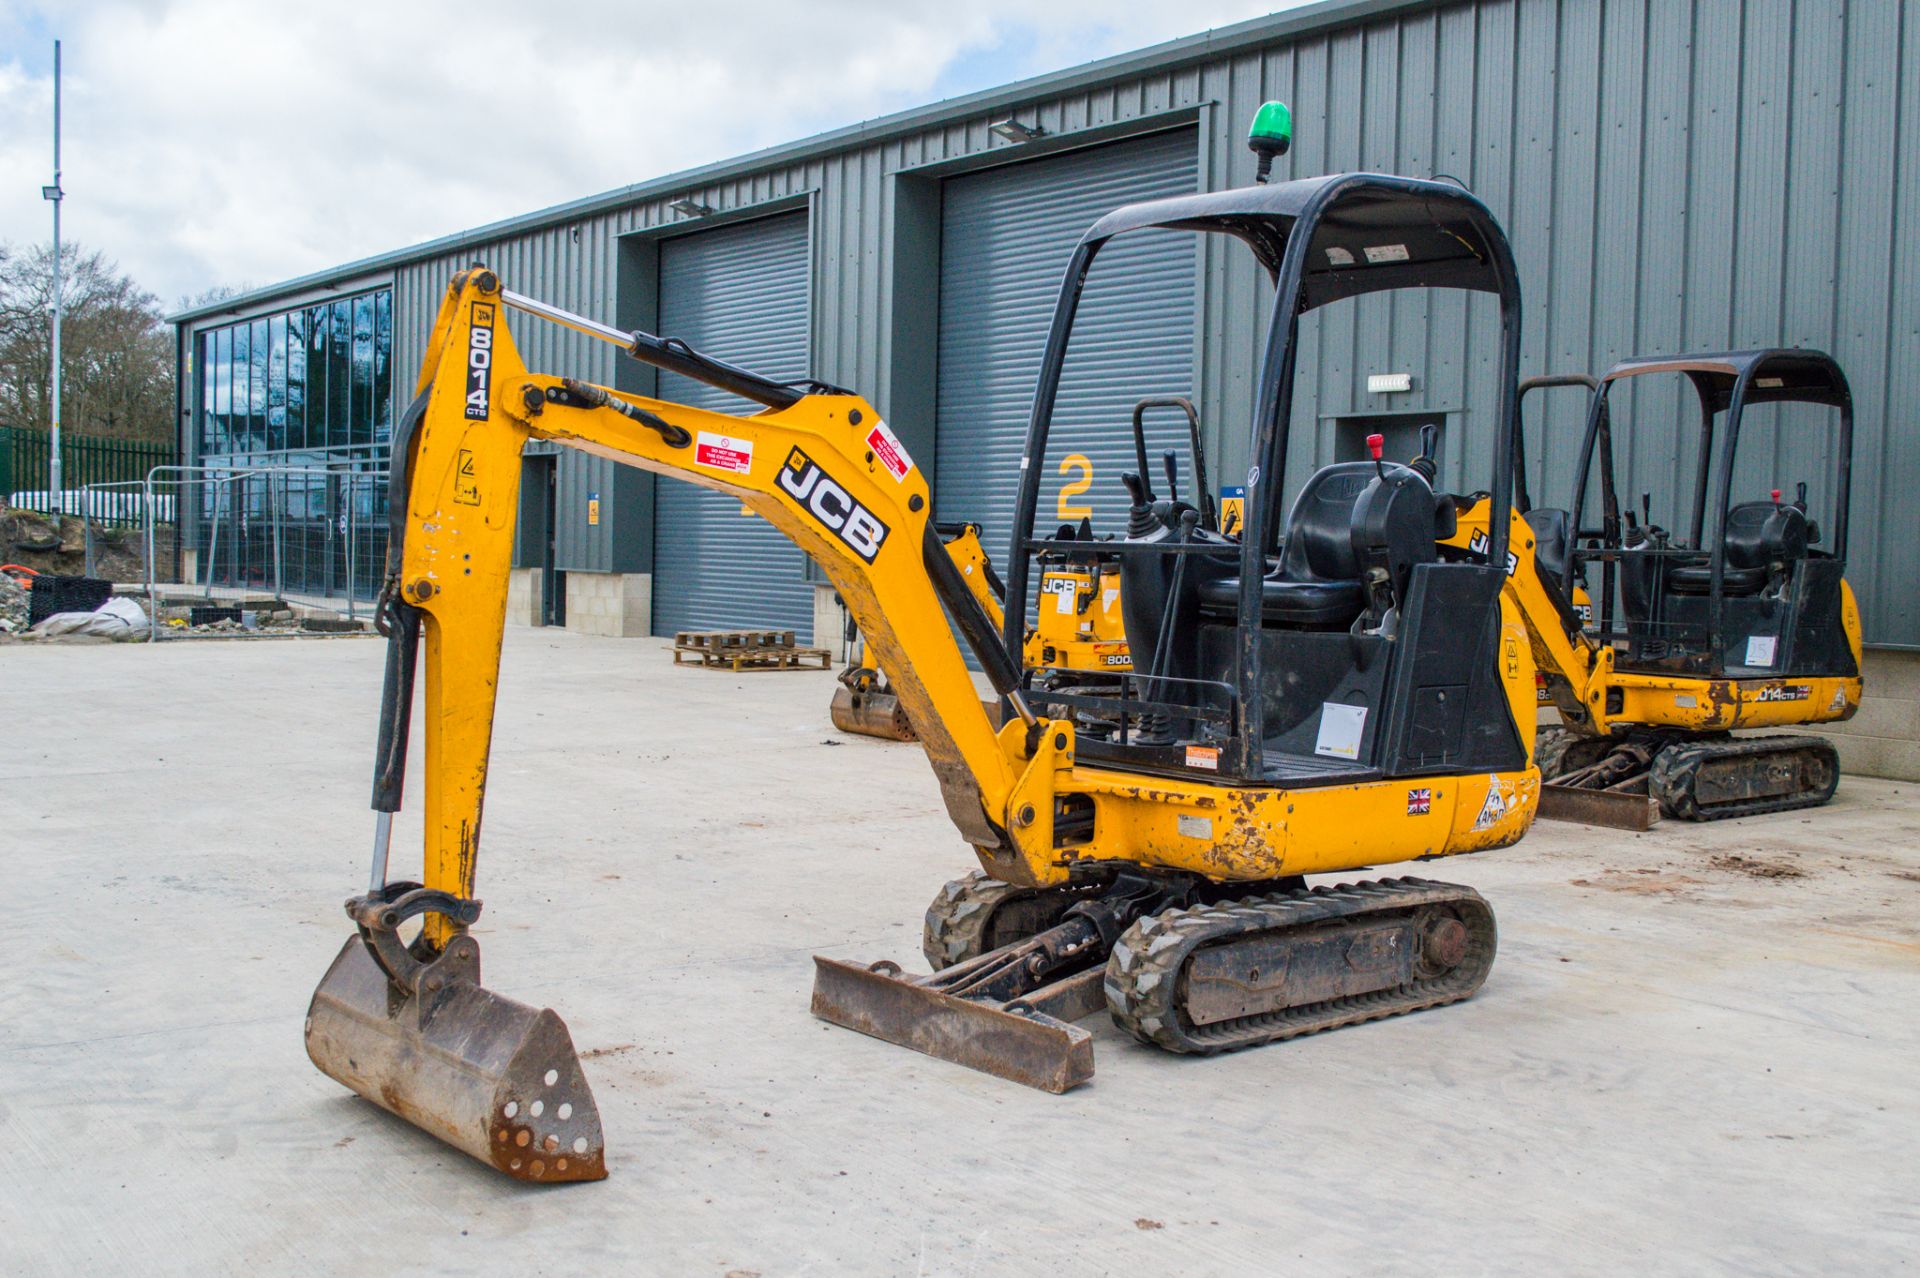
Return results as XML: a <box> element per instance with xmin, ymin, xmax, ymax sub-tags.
<box><xmin>184</xmin><ymin>0</ymin><xmax>1920</xmax><ymax>644</ymax></box>
<box><xmin>651</xmin><ymin>212</ymin><xmax>815</xmax><ymax>638</ymax></box>
<box><xmin>933</xmin><ymin>130</ymin><xmax>1200</xmax><ymax>562</ymax></box>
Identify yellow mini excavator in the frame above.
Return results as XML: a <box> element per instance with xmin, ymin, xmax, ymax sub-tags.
<box><xmin>831</xmin><ymin>519</ymin><xmax>1132</xmax><ymax>741</ymax></box>
<box><xmin>1446</xmin><ymin>353</ymin><xmax>1863</xmax><ymax>828</ymax></box>
<box><xmin>306</xmin><ymin>112</ymin><xmax>1549</xmax><ymax>1184</ymax></box>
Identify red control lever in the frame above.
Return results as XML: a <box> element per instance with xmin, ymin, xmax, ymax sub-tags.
<box><xmin>1366</xmin><ymin>433</ymin><xmax>1384</xmax><ymax>462</ymax></box>
<box><xmin>1771</xmin><ymin>488</ymin><xmax>1782</xmax><ymax>503</ymax></box>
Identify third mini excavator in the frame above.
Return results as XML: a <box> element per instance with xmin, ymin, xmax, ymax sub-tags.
<box><xmin>306</xmin><ymin>109</ymin><xmax>1549</xmax><ymax>1184</ymax></box>
<box><xmin>1447</xmin><ymin>355</ymin><xmax>1863</xmax><ymax>827</ymax></box>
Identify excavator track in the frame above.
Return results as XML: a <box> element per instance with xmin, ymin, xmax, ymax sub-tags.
<box><xmin>1650</xmin><ymin>733</ymin><xmax>1840</xmax><ymax>821</ymax></box>
<box><xmin>1104</xmin><ymin>878</ymin><xmax>1496</xmax><ymax>1055</ymax></box>
<box><xmin>921</xmin><ymin>871</ymin><xmax>1099</xmax><ymax>971</ymax></box>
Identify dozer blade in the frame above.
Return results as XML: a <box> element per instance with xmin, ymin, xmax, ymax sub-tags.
<box><xmin>829</xmin><ymin>684</ymin><xmax>916</xmax><ymax>741</ymax></box>
<box><xmin>811</xmin><ymin>957</ymin><xmax>1095</xmax><ymax>1093</ymax></box>
<box><xmin>1540</xmin><ymin>782</ymin><xmax>1659</xmax><ymax>830</ymax></box>
<box><xmin>306</xmin><ymin>935</ymin><xmax>607</xmax><ymax>1183</ymax></box>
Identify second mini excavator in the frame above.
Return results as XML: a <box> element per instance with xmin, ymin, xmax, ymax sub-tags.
<box><xmin>832</xmin><ymin>513</ymin><xmax>1134</xmax><ymax>742</ymax></box>
<box><xmin>306</xmin><ymin>117</ymin><xmax>1548</xmax><ymax>1184</ymax></box>
<box><xmin>1447</xmin><ymin>354</ymin><xmax>1863</xmax><ymax>827</ymax></box>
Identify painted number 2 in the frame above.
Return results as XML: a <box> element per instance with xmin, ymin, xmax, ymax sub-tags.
<box><xmin>1057</xmin><ymin>454</ymin><xmax>1094</xmax><ymax>521</ymax></box>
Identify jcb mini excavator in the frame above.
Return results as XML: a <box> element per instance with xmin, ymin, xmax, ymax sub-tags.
<box><xmin>1452</xmin><ymin>353</ymin><xmax>1863</xmax><ymax>827</ymax></box>
<box><xmin>306</xmin><ymin>111</ymin><xmax>1546</xmax><ymax>1183</ymax></box>
<box><xmin>831</xmin><ymin>520</ymin><xmax>1132</xmax><ymax>741</ymax></box>
<box><xmin>837</xmin><ymin>396</ymin><xmax>1216</xmax><ymax>743</ymax></box>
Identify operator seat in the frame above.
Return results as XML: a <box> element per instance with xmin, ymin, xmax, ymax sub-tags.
<box><xmin>1668</xmin><ymin>500</ymin><xmax>1809</xmax><ymax>596</ymax></box>
<box><xmin>1195</xmin><ymin>462</ymin><xmax>1374</xmax><ymax>629</ymax></box>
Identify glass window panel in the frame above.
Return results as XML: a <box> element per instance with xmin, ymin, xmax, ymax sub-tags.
<box><xmin>199</xmin><ymin>332</ymin><xmax>216</xmax><ymax>455</ymax></box>
<box><xmin>229</xmin><ymin>324</ymin><xmax>249</xmax><ymax>453</ymax></box>
<box><xmin>250</xmin><ymin>318</ymin><xmax>269</xmax><ymax>450</ymax></box>
<box><xmin>287</xmin><ymin>309</ymin><xmax>307</xmax><ymax>450</ymax></box>
<box><xmin>215</xmin><ymin>327</ymin><xmax>234</xmax><ymax>455</ymax></box>
<box><xmin>308</xmin><ymin>308</ymin><xmax>328</xmax><ymax>451</ymax></box>
<box><xmin>267</xmin><ymin>314</ymin><xmax>289</xmax><ymax>448</ymax></box>
<box><xmin>351</xmin><ymin>294</ymin><xmax>375</xmax><ymax>446</ymax></box>
<box><xmin>373</xmin><ymin>291</ymin><xmax>393</xmax><ymax>441</ymax></box>
<box><xmin>329</xmin><ymin>301</ymin><xmax>352</xmax><ymax>449</ymax></box>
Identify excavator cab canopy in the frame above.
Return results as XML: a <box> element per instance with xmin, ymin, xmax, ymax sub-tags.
<box><xmin>1005</xmin><ymin>173</ymin><xmax>1526</xmax><ymax>786</ymax></box>
<box><xmin>1567</xmin><ymin>348</ymin><xmax>1857</xmax><ymax>678</ymax></box>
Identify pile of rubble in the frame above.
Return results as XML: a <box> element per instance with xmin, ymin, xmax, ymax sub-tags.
<box><xmin>0</xmin><ymin>573</ymin><xmax>28</xmax><ymax>633</ymax></box>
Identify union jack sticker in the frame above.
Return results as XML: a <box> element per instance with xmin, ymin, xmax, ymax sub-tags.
<box><xmin>1406</xmin><ymin>788</ymin><xmax>1432</xmax><ymax>816</ymax></box>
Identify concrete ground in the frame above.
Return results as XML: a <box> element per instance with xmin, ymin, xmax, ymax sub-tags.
<box><xmin>2</xmin><ymin>628</ymin><xmax>1916</xmax><ymax>1276</ymax></box>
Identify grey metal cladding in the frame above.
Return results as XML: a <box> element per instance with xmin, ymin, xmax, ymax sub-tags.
<box><xmin>178</xmin><ymin>0</ymin><xmax>1920</xmax><ymax>645</ymax></box>
<box><xmin>651</xmin><ymin>211</ymin><xmax>815</xmax><ymax>638</ymax></box>
<box><xmin>934</xmin><ymin>129</ymin><xmax>1201</xmax><ymax>564</ymax></box>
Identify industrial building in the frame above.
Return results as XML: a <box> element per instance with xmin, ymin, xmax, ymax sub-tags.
<box><xmin>170</xmin><ymin>0</ymin><xmax>1920</xmax><ymax>773</ymax></box>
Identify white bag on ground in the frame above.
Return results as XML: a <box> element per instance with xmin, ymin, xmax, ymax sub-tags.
<box><xmin>29</xmin><ymin>596</ymin><xmax>151</xmax><ymax>639</ymax></box>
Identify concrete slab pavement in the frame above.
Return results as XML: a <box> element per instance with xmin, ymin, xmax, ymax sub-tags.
<box><xmin>2</xmin><ymin>627</ymin><xmax>1916</xmax><ymax>1274</ymax></box>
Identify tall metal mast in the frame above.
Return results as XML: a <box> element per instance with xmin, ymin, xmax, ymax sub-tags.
<box><xmin>41</xmin><ymin>40</ymin><xmax>64</xmax><ymax>516</ymax></box>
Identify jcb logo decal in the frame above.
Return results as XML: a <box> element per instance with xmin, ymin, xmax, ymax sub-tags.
<box><xmin>1466</xmin><ymin>529</ymin><xmax>1519</xmax><ymax>577</ymax></box>
<box><xmin>465</xmin><ymin>303</ymin><xmax>495</xmax><ymax>420</ymax></box>
<box><xmin>778</xmin><ymin>447</ymin><xmax>890</xmax><ymax>562</ymax></box>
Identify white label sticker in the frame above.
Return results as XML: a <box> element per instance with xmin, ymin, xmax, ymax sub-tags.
<box><xmin>1185</xmin><ymin>745</ymin><xmax>1220</xmax><ymax>771</ymax></box>
<box><xmin>1829</xmin><ymin>688</ymin><xmax>1849</xmax><ymax>712</ymax></box>
<box><xmin>1745</xmin><ymin>635</ymin><xmax>1777</xmax><ymax>667</ymax></box>
<box><xmin>1675</xmin><ymin>693</ymin><xmax>1697</xmax><ymax>708</ymax></box>
<box><xmin>865</xmin><ymin>419</ymin><xmax>914</xmax><ymax>482</ymax></box>
<box><xmin>1364</xmin><ymin>243</ymin><xmax>1411</xmax><ymax>264</ymax></box>
<box><xmin>1177</xmin><ymin>814</ymin><xmax>1214</xmax><ymax>840</ymax></box>
<box><xmin>1314</xmin><ymin>703</ymin><xmax>1368</xmax><ymax>759</ymax></box>
<box><xmin>1054</xmin><ymin>590</ymin><xmax>1074</xmax><ymax>615</ymax></box>
<box><xmin>1102</xmin><ymin>588</ymin><xmax>1120</xmax><ymax>611</ymax></box>
<box><xmin>1324</xmin><ymin>246</ymin><xmax>1355</xmax><ymax>266</ymax></box>
<box><xmin>694</xmin><ymin>431</ymin><xmax>754</xmax><ymax>475</ymax></box>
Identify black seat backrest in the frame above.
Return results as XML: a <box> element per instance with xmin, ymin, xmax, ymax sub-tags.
<box><xmin>1277</xmin><ymin>462</ymin><xmax>1374</xmax><ymax>582</ymax></box>
<box><xmin>1724</xmin><ymin>500</ymin><xmax>1809</xmax><ymax>572</ymax></box>
<box><xmin>1525</xmin><ymin>508</ymin><xmax>1573</xmax><ymax>590</ymax></box>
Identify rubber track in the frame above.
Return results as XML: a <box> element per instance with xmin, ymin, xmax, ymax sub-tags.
<box><xmin>921</xmin><ymin>871</ymin><xmax>1089</xmax><ymax>971</ymax></box>
<box><xmin>1104</xmin><ymin>877</ymin><xmax>1497</xmax><ymax>1055</ymax></box>
<box><xmin>1650</xmin><ymin>733</ymin><xmax>1840</xmax><ymax>821</ymax></box>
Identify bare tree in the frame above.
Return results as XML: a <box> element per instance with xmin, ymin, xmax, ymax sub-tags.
<box><xmin>0</xmin><ymin>242</ymin><xmax>175</xmax><ymax>443</ymax></box>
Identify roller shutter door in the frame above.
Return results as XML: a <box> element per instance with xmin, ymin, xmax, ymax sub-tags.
<box><xmin>935</xmin><ymin>130</ymin><xmax>1198</xmax><ymax>564</ymax></box>
<box><xmin>652</xmin><ymin>212</ymin><xmax>815</xmax><ymax>638</ymax></box>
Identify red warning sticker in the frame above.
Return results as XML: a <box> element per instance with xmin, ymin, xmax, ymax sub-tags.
<box><xmin>865</xmin><ymin>419</ymin><xmax>914</xmax><ymax>482</ymax></box>
<box><xmin>695</xmin><ymin>431</ymin><xmax>754</xmax><ymax>475</ymax></box>
<box><xmin>1185</xmin><ymin>745</ymin><xmax>1220</xmax><ymax>771</ymax></box>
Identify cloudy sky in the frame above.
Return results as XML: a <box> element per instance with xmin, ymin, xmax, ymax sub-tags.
<box><xmin>0</xmin><ymin>0</ymin><xmax>1305</xmax><ymax>309</ymax></box>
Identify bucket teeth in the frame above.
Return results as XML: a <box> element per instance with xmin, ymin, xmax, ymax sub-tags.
<box><xmin>306</xmin><ymin>936</ymin><xmax>607</xmax><ymax>1182</ymax></box>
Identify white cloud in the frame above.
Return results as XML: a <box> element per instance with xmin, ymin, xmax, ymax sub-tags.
<box><xmin>0</xmin><ymin>0</ymin><xmax>1303</xmax><ymax>305</ymax></box>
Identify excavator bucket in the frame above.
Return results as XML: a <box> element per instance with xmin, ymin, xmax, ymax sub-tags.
<box><xmin>305</xmin><ymin>934</ymin><xmax>607</xmax><ymax>1183</ymax></box>
<box><xmin>829</xmin><ymin>684</ymin><xmax>916</xmax><ymax>741</ymax></box>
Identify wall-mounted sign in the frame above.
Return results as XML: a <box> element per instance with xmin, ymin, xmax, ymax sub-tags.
<box><xmin>587</xmin><ymin>491</ymin><xmax>600</xmax><ymax>526</ymax></box>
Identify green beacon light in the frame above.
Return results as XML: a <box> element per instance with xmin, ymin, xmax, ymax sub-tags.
<box><xmin>1247</xmin><ymin>100</ymin><xmax>1292</xmax><ymax>184</ymax></box>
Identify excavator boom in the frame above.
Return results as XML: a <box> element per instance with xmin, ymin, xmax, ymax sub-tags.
<box><xmin>307</xmin><ymin>269</ymin><xmax>1068</xmax><ymax>1182</ymax></box>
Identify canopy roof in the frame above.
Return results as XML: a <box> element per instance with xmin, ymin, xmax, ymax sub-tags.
<box><xmin>1601</xmin><ymin>349</ymin><xmax>1852</xmax><ymax>412</ymax></box>
<box><xmin>1082</xmin><ymin>172</ymin><xmax>1513</xmax><ymax>310</ymax></box>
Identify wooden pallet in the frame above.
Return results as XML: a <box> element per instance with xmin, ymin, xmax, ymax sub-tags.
<box><xmin>672</xmin><ymin>629</ymin><xmax>832</xmax><ymax>672</ymax></box>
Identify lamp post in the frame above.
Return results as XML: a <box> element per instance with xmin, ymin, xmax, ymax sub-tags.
<box><xmin>42</xmin><ymin>39</ymin><xmax>64</xmax><ymax>518</ymax></box>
